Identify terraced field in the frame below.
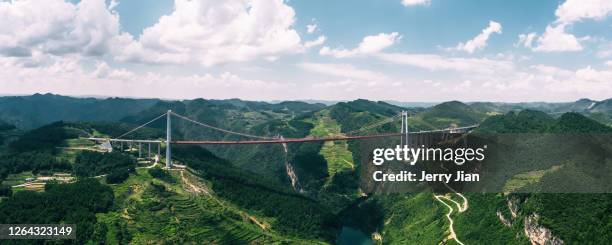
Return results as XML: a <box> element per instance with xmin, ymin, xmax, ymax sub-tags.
<box><xmin>307</xmin><ymin>110</ymin><xmax>354</xmax><ymax>177</ymax></box>
<box><xmin>99</xmin><ymin>168</ymin><xmax>322</xmax><ymax>244</ymax></box>
<box><xmin>503</xmin><ymin>165</ymin><xmax>562</xmax><ymax>193</ymax></box>
<box><xmin>0</xmin><ymin>171</ymin><xmax>34</xmax><ymax>187</ymax></box>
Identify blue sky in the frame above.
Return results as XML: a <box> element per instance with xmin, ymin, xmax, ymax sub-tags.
<box><xmin>1</xmin><ymin>0</ymin><xmax>612</xmax><ymax>102</ymax></box>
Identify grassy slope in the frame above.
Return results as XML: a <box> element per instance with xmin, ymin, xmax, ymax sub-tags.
<box><xmin>99</xmin><ymin>168</ymin><xmax>326</xmax><ymax>244</ymax></box>
<box><xmin>376</xmin><ymin>193</ymin><xmax>447</xmax><ymax>244</ymax></box>
<box><xmin>307</xmin><ymin>110</ymin><xmax>354</xmax><ymax>177</ymax></box>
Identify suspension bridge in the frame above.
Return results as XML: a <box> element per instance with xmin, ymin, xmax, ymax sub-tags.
<box><xmin>88</xmin><ymin>110</ymin><xmax>478</xmax><ymax>168</ymax></box>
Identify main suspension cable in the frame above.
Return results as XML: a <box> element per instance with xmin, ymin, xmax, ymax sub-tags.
<box><xmin>170</xmin><ymin>111</ymin><xmax>276</xmax><ymax>140</ymax></box>
<box><xmin>117</xmin><ymin>112</ymin><xmax>167</xmax><ymax>139</ymax></box>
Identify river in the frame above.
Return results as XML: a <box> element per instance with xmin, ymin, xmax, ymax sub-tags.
<box><xmin>336</xmin><ymin>226</ymin><xmax>374</xmax><ymax>245</ymax></box>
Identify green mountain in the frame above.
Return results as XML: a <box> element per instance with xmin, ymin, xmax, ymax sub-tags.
<box><xmin>410</xmin><ymin>101</ymin><xmax>487</xmax><ymax>130</ymax></box>
<box><xmin>469</xmin><ymin>98</ymin><xmax>612</xmax><ymax>127</ymax></box>
<box><xmin>475</xmin><ymin>110</ymin><xmax>555</xmax><ymax>133</ymax></box>
<box><xmin>469</xmin><ymin>99</ymin><xmax>597</xmax><ymax>115</ymax></box>
<box><xmin>0</xmin><ymin>93</ymin><xmax>158</xmax><ymax>129</ymax></box>
<box><xmin>584</xmin><ymin>99</ymin><xmax>612</xmax><ymax>126</ymax></box>
<box><xmin>329</xmin><ymin>99</ymin><xmax>408</xmax><ymax>132</ymax></box>
<box><xmin>1</xmin><ymin>96</ymin><xmax>611</xmax><ymax>244</ymax></box>
<box><xmin>477</xmin><ymin>110</ymin><xmax>612</xmax><ymax>134</ymax></box>
<box><xmin>548</xmin><ymin>112</ymin><xmax>612</xmax><ymax>133</ymax></box>
<box><xmin>0</xmin><ymin>120</ymin><xmax>17</xmax><ymax>148</ymax></box>
<box><xmin>459</xmin><ymin>111</ymin><xmax>612</xmax><ymax>243</ymax></box>
<box><xmin>589</xmin><ymin>98</ymin><xmax>612</xmax><ymax>114</ymax></box>
<box><xmin>0</xmin><ymin>120</ymin><xmax>15</xmax><ymax>131</ymax></box>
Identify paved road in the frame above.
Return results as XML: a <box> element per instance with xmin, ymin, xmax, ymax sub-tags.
<box><xmin>434</xmin><ymin>185</ymin><xmax>469</xmax><ymax>245</ymax></box>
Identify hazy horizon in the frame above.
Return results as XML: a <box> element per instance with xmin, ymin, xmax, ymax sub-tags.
<box><xmin>0</xmin><ymin>92</ymin><xmax>606</xmax><ymax>105</ymax></box>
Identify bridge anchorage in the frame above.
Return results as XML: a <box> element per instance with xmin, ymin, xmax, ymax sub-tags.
<box><xmin>88</xmin><ymin>110</ymin><xmax>478</xmax><ymax>169</ymax></box>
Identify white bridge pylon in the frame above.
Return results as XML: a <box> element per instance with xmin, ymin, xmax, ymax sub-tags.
<box><xmin>400</xmin><ymin>110</ymin><xmax>409</xmax><ymax>147</ymax></box>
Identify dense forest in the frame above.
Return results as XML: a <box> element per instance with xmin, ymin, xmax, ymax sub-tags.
<box><xmin>148</xmin><ymin>168</ymin><xmax>176</xmax><ymax>183</ymax></box>
<box><xmin>0</xmin><ymin>122</ymin><xmax>75</xmax><ymax>182</ymax></box>
<box><xmin>0</xmin><ymin>152</ymin><xmax>71</xmax><ymax>181</ymax></box>
<box><xmin>74</xmin><ymin>151</ymin><xmax>137</xmax><ymax>183</ymax></box>
<box><xmin>8</xmin><ymin>122</ymin><xmax>78</xmax><ymax>153</ymax></box>
<box><xmin>523</xmin><ymin>194</ymin><xmax>612</xmax><ymax>243</ymax></box>
<box><xmin>0</xmin><ymin>120</ymin><xmax>15</xmax><ymax>131</ymax></box>
<box><xmin>0</xmin><ymin>179</ymin><xmax>114</xmax><ymax>242</ymax></box>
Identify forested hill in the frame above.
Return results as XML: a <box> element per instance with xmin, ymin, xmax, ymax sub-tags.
<box><xmin>2</xmin><ymin>93</ymin><xmax>610</xmax><ymax>130</ymax></box>
<box><xmin>475</xmin><ymin>110</ymin><xmax>556</xmax><ymax>133</ymax></box>
<box><xmin>0</xmin><ymin>94</ymin><xmax>326</xmax><ymax>130</ymax></box>
<box><xmin>0</xmin><ymin>120</ymin><xmax>15</xmax><ymax>131</ymax></box>
<box><xmin>0</xmin><ymin>93</ymin><xmax>159</xmax><ymax>129</ymax></box>
<box><xmin>465</xmin><ymin>110</ymin><xmax>612</xmax><ymax>244</ymax></box>
<box><xmin>476</xmin><ymin>110</ymin><xmax>612</xmax><ymax>134</ymax></box>
<box><xmin>469</xmin><ymin>98</ymin><xmax>612</xmax><ymax>126</ymax></box>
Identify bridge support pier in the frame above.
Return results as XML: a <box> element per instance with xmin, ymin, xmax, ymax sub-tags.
<box><xmin>138</xmin><ymin>142</ymin><xmax>142</xmax><ymax>158</ymax></box>
<box><xmin>400</xmin><ymin>111</ymin><xmax>409</xmax><ymax>148</ymax></box>
<box><xmin>166</xmin><ymin>110</ymin><xmax>172</xmax><ymax>168</ymax></box>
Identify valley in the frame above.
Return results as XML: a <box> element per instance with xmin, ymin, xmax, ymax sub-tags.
<box><xmin>0</xmin><ymin>94</ymin><xmax>611</xmax><ymax>244</ymax></box>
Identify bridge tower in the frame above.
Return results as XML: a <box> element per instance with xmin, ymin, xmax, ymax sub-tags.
<box><xmin>400</xmin><ymin>111</ymin><xmax>409</xmax><ymax>147</ymax></box>
<box><xmin>166</xmin><ymin>110</ymin><xmax>172</xmax><ymax>168</ymax></box>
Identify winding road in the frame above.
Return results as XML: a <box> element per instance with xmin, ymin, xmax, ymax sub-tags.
<box><xmin>434</xmin><ymin>185</ymin><xmax>468</xmax><ymax>245</ymax></box>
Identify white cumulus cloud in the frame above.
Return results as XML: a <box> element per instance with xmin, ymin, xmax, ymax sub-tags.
<box><xmin>304</xmin><ymin>36</ymin><xmax>326</xmax><ymax>48</ymax></box>
<box><xmin>519</xmin><ymin>0</ymin><xmax>612</xmax><ymax>53</ymax></box>
<box><xmin>118</xmin><ymin>0</ymin><xmax>303</xmax><ymax>66</ymax></box>
<box><xmin>516</xmin><ymin>32</ymin><xmax>537</xmax><ymax>48</ymax></box>
<box><xmin>320</xmin><ymin>32</ymin><xmax>401</xmax><ymax>58</ymax></box>
<box><xmin>555</xmin><ymin>0</ymin><xmax>612</xmax><ymax>24</ymax></box>
<box><xmin>401</xmin><ymin>0</ymin><xmax>430</xmax><ymax>7</ymax></box>
<box><xmin>455</xmin><ymin>21</ymin><xmax>502</xmax><ymax>53</ymax></box>
<box><xmin>109</xmin><ymin>0</ymin><xmax>119</xmax><ymax>10</ymax></box>
<box><xmin>307</xmin><ymin>24</ymin><xmax>318</xmax><ymax>34</ymax></box>
<box><xmin>532</xmin><ymin>24</ymin><xmax>583</xmax><ymax>52</ymax></box>
<box><xmin>0</xmin><ymin>0</ymin><xmax>125</xmax><ymax>57</ymax></box>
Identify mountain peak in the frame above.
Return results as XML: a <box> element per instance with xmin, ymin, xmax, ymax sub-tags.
<box><xmin>550</xmin><ymin>112</ymin><xmax>612</xmax><ymax>133</ymax></box>
<box><xmin>576</xmin><ymin>98</ymin><xmax>594</xmax><ymax>103</ymax></box>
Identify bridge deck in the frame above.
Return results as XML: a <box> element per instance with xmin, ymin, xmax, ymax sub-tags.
<box><xmin>88</xmin><ymin>137</ymin><xmax>163</xmax><ymax>143</ymax></box>
<box><xmin>88</xmin><ymin>126</ymin><xmax>477</xmax><ymax>145</ymax></box>
<box><xmin>173</xmin><ymin>133</ymin><xmax>403</xmax><ymax>145</ymax></box>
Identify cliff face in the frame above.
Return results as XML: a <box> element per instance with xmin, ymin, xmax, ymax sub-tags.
<box><xmin>496</xmin><ymin>210</ymin><xmax>512</xmax><ymax>227</ymax></box>
<box><xmin>496</xmin><ymin>196</ymin><xmax>564</xmax><ymax>245</ymax></box>
<box><xmin>523</xmin><ymin>214</ymin><xmax>563</xmax><ymax>245</ymax></box>
<box><xmin>508</xmin><ymin>197</ymin><xmax>519</xmax><ymax>218</ymax></box>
